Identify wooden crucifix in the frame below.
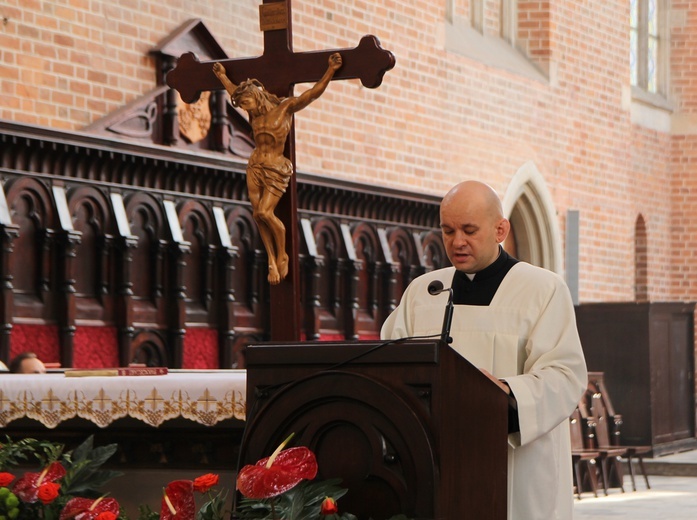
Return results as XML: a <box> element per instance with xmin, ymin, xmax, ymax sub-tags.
<box><xmin>166</xmin><ymin>0</ymin><xmax>395</xmax><ymax>342</ymax></box>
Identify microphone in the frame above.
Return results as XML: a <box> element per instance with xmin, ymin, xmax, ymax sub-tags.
<box><xmin>427</xmin><ymin>280</ymin><xmax>454</xmax><ymax>344</ymax></box>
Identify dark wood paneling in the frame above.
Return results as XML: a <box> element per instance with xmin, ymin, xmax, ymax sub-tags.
<box><xmin>575</xmin><ymin>302</ymin><xmax>696</xmax><ymax>454</ymax></box>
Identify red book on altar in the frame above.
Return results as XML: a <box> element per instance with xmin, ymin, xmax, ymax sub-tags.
<box><xmin>64</xmin><ymin>367</ymin><xmax>168</xmax><ymax>377</ymax></box>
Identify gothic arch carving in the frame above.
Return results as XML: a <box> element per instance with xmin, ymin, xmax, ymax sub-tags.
<box><xmin>124</xmin><ymin>192</ymin><xmax>167</xmax><ymax>305</ymax></box>
<box><xmin>68</xmin><ymin>185</ymin><xmax>114</xmax><ymax>294</ymax></box>
<box><xmin>178</xmin><ymin>200</ymin><xmax>214</xmax><ymax>312</ymax></box>
<box><xmin>226</xmin><ymin>206</ymin><xmax>267</xmax><ymax>333</ymax></box>
<box><xmin>387</xmin><ymin>227</ymin><xmax>423</xmax><ymax>292</ymax></box>
<box><xmin>312</xmin><ymin>217</ymin><xmax>346</xmax><ymax>326</ymax></box>
<box><xmin>420</xmin><ymin>230</ymin><xmax>447</xmax><ymax>271</ymax></box>
<box><xmin>313</xmin><ymin>217</ymin><xmax>346</xmax><ymax>259</ymax></box>
<box><xmin>131</xmin><ymin>329</ymin><xmax>168</xmax><ymax>367</ymax></box>
<box><xmin>4</xmin><ymin>177</ymin><xmax>57</xmax><ymax>314</ymax></box>
<box><xmin>350</xmin><ymin>222</ymin><xmax>385</xmax><ymax>331</ymax></box>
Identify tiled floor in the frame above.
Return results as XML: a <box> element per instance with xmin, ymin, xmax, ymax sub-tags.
<box><xmin>573</xmin><ymin>450</ymin><xmax>697</xmax><ymax>519</ymax></box>
<box><xmin>574</xmin><ymin>475</ymin><xmax>697</xmax><ymax>519</ymax></box>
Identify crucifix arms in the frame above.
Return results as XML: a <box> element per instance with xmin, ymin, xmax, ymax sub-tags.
<box><xmin>289</xmin><ymin>53</ymin><xmax>342</xmax><ymax>114</ymax></box>
<box><xmin>211</xmin><ymin>53</ymin><xmax>342</xmax><ymax>116</ymax></box>
<box><xmin>167</xmin><ymin>35</ymin><xmax>394</xmax><ymax>103</ymax></box>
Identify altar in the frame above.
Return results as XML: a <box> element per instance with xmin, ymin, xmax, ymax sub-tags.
<box><xmin>0</xmin><ymin>370</ymin><xmax>247</xmax><ymax>472</ymax></box>
<box><xmin>0</xmin><ymin>370</ymin><xmax>246</xmax><ymax>429</ymax></box>
<box><xmin>0</xmin><ymin>370</ymin><xmax>247</xmax><ymax>515</ymax></box>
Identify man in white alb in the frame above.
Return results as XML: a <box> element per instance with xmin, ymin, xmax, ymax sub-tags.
<box><xmin>381</xmin><ymin>180</ymin><xmax>587</xmax><ymax>520</ymax></box>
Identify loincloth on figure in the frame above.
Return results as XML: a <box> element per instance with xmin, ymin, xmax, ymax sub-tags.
<box><xmin>247</xmin><ymin>161</ymin><xmax>293</xmax><ymax>197</ymax></box>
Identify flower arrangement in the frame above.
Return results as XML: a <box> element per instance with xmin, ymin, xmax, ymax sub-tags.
<box><xmin>234</xmin><ymin>434</ymin><xmax>351</xmax><ymax>519</ymax></box>
<box><xmin>0</xmin><ymin>436</ymin><xmax>226</xmax><ymax>520</ymax></box>
<box><xmin>0</xmin><ymin>435</ymin><xmax>411</xmax><ymax>520</ymax></box>
<box><xmin>233</xmin><ymin>434</ymin><xmax>411</xmax><ymax>520</ymax></box>
<box><xmin>158</xmin><ymin>473</ymin><xmax>227</xmax><ymax>520</ymax></box>
<box><xmin>0</xmin><ymin>435</ymin><xmax>123</xmax><ymax>520</ymax></box>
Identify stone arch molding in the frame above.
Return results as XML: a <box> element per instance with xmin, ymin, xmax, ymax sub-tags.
<box><xmin>502</xmin><ymin>161</ymin><xmax>563</xmax><ymax>275</ymax></box>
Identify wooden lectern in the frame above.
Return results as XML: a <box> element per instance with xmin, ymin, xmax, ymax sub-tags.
<box><xmin>244</xmin><ymin>340</ymin><xmax>509</xmax><ymax>520</ymax></box>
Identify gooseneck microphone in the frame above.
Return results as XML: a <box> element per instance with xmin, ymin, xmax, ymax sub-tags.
<box><xmin>427</xmin><ymin>280</ymin><xmax>454</xmax><ymax>344</ymax></box>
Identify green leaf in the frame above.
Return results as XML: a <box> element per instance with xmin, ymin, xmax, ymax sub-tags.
<box><xmin>0</xmin><ymin>436</ymin><xmax>64</xmax><ymax>470</ymax></box>
<box><xmin>135</xmin><ymin>504</ymin><xmax>160</xmax><ymax>520</ymax></box>
<box><xmin>57</xmin><ymin>436</ymin><xmax>123</xmax><ymax>497</ymax></box>
<box><xmin>236</xmin><ymin>478</ymin><xmax>351</xmax><ymax>520</ymax></box>
<box><xmin>197</xmin><ymin>489</ymin><xmax>228</xmax><ymax>520</ymax></box>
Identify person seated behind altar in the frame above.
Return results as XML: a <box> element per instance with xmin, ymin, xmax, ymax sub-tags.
<box><xmin>9</xmin><ymin>351</ymin><xmax>46</xmax><ymax>374</ymax></box>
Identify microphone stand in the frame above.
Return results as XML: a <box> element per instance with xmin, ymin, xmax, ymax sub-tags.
<box><xmin>441</xmin><ymin>288</ymin><xmax>454</xmax><ymax>344</ymax></box>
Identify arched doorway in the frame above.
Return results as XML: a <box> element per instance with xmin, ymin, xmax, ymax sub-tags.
<box><xmin>634</xmin><ymin>214</ymin><xmax>648</xmax><ymax>302</ymax></box>
<box><xmin>502</xmin><ymin>161</ymin><xmax>562</xmax><ymax>274</ymax></box>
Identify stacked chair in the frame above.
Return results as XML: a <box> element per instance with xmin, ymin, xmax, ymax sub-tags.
<box><xmin>574</xmin><ymin>399</ymin><xmax>626</xmax><ymax>495</ymax></box>
<box><xmin>569</xmin><ymin>407</ymin><xmax>601</xmax><ymax>498</ymax></box>
<box><xmin>571</xmin><ymin>371</ymin><xmax>651</xmax><ymax>497</ymax></box>
<box><xmin>586</xmin><ymin>372</ymin><xmax>652</xmax><ymax>491</ymax></box>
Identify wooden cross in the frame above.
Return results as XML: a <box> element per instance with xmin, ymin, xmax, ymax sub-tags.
<box><xmin>166</xmin><ymin>0</ymin><xmax>395</xmax><ymax>342</ymax></box>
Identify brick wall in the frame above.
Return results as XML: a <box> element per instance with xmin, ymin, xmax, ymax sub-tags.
<box><xmin>670</xmin><ymin>4</ymin><xmax>697</xmax><ymax>301</ymax></box>
<box><xmin>0</xmin><ymin>0</ymin><xmax>694</xmax><ymax>305</ymax></box>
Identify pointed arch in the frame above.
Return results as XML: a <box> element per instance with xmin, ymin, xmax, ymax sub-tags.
<box><xmin>634</xmin><ymin>214</ymin><xmax>648</xmax><ymax>302</ymax></box>
<box><xmin>4</xmin><ymin>177</ymin><xmax>56</xmax><ymax>301</ymax></box>
<box><xmin>502</xmin><ymin>161</ymin><xmax>563</xmax><ymax>274</ymax></box>
<box><xmin>124</xmin><ymin>192</ymin><xmax>166</xmax><ymax>302</ymax></box>
<box><xmin>350</xmin><ymin>222</ymin><xmax>385</xmax><ymax>333</ymax></box>
<box><xmin>67</xmin><ymin>185</ymin><xmax>114</xmax><ymax>300</ymax></box>
<box><xmin>386</xmin><ymin>226</ymin><xmax>423</xmax><ymax>293</ymax></box>
<box><xmin>313</xmin><ymin>217</ymin><xmax>345</xmax><ymax>317</ymax></box>
<box><xmin>178</xmin><ymin>199</ymin><xmax>214</xmax><ymax>310</ymax></box>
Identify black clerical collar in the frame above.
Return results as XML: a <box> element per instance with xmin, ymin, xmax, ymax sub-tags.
<box><xmin>470</xmin><ymin>247</ymin><xmax>513</xmax><ymax>281</ymax></box>
<box><xmin>451</xmin><ymin>248</ymin><xmax>518</xmax><ymax>305</ymax></box>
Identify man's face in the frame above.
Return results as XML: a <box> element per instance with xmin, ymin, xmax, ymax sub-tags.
<box><xmin>440</xmin><ymin>198</ymin><xmax>505</xmax><ymax>274</ymax></box>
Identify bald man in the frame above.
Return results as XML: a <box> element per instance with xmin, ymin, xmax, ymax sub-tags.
<box><xmin>381</xmin><ymin>180</ymin><xmax>587</xmax><ymax>520</ymax></box>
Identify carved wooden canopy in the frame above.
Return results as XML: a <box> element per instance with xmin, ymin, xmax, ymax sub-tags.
<box><xmin>0</xmin><ymin>20</ymin><xmax>446</xmax><ymax>369</ymax></box>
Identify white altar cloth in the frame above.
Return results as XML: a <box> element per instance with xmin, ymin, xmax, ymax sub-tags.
<box><xmin>0</xmin><ymin>370</ymin><xmax>246</xmax><ymax>428</ymax></box>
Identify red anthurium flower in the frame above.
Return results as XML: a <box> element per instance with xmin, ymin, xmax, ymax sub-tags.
<box><xmin>59</xmin><ymin>496</ymin><xmax>120</xmax><ymax>520</ymax></box>
<box><xmin>192</xmin><ymin>473</ymin><xmax>219</xmax><ymax>493</ymax></box>
<box><xmin>12</xmin><ymin>461</ymin><xmax>66</xmax><ymax>503</ymax></box>
<box><xmin>320</xmin><ymin>496</ymin><xmax>339</xmax><ymax>515</ymax></box>
<box><xmin>0</xmin><ymin>472</ymin><xmax>14</xmax><ymax>487</ymax></box>
<box><xmin>237</xmin><ymin>441</ymin><xmax>318</xmax><ymax>499</ymax></box>
<box><xmin>37</xmin><ymin>482</ymin><xmax>61</xmax><ymax>504</ymax></box>
<box><xmin>161</xmin><ymin>480</ymin><xmax>195</xmax><ymax>520</ymax></box>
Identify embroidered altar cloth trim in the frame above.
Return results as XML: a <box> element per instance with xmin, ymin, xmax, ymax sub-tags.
<box><xmin>0</xmin><ymin>370</ymin><xmax>246</xmax><ymax>428</ymax></box>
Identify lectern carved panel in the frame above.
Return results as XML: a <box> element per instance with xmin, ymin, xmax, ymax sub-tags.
<box><xmin>244</xmin><ymin>371</ymin><xmax>436</xmax><ymax>519</ymax></box>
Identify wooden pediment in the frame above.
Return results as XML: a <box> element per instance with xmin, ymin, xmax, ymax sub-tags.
<box><xmin>85</xmin><ymin>19</ymin><xmax>254</xmax><ymax>158</ymax></box>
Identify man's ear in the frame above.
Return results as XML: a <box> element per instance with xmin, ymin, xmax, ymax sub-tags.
<box><xmin>496</xmin><ymin>218</ymin><xmax>511</xmax><ymax>243</ymax></box>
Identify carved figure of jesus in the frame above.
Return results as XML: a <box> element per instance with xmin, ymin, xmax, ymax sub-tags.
<box><xmin>213</xmin><ymin>53</ymin><xmax>343</xmax><ymax>285</ymax></box>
